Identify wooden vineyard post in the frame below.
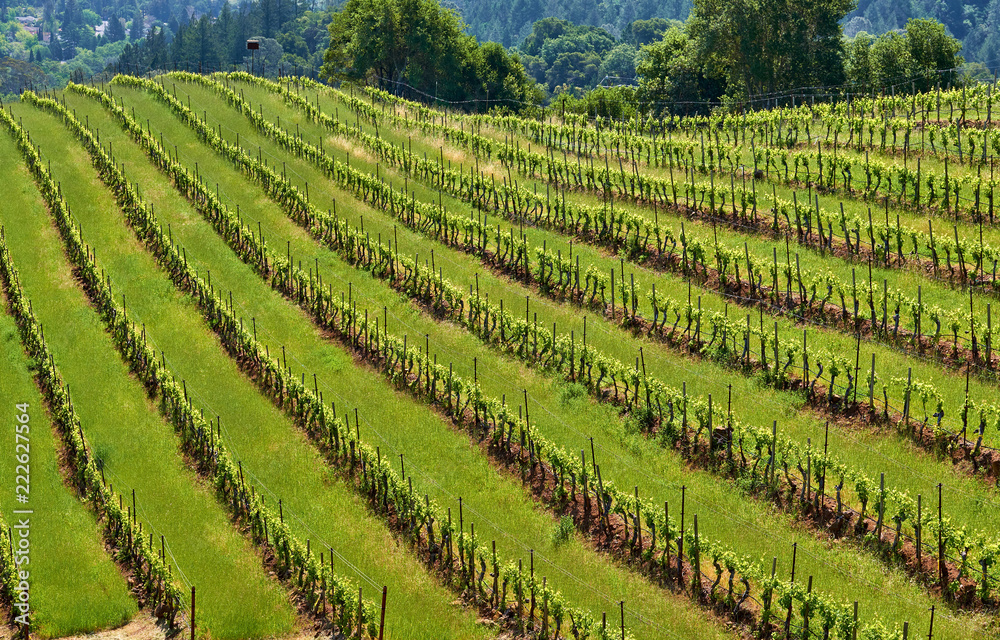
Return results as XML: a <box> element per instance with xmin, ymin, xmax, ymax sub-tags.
<box><xmin>798</xmin><ymin>328</ymin><xmax>811</xmax><ymax>395</ymax></box>
<box><xmin>542</xmin><ymin>577</ymin><xmax>548</xmax><ymax>638</ymax></box>
<box><xmin>875</xmin><ymin>473</ymin><xmax>885</xmax><ymax>540</ymax></box>
<box><xmin>868</xmin><ymin>354</ymin><xmax>876</xmax><ymax>413</ymax></box>
<box><xmin>663</xmin><ymin>501</ymin><xmax>670</xmax><ymax>575</ymax></box>
<box><xmin>769</xmin><ymin>422</ymin><xmax>777</xmax><ymax>490</ymax></box>
<box><xmin>357</xmin><ymin>587</ymin><xmax>363</xmax><ymax>639</ymax></box>
<box><xmin>938</xmin><ymin>484</ymin><xmax>947</xmax><ymax>593</ymax></box>
<box><xmin>903</xmin><ymin>368</ymin><xmax>912</xmax><ymax>430</ymax></box>
<box><xmin>379</xmin><ymin>586</ymin><xmax>387</xmax><ymax>640</ymax></box>
<box><xmin>988</xmin><ymin>304</ymin><xmax>993</xmax><ymax>366</ymax></box>
<box><xmin>678</xmin><ymin>485</ymin><xmax>686</xmax><ymax>586</ymax></box>
<box><xmin>620</xmin><ymin>601</ymin><xmax>626</xmax><ymax>640</ymax></box>
<box><xmin>529</xmin><ymin>550</ymin><xmax>535</xmax><ymax>624</ymax></box>
<box><xmin>692</xmin><ymin>515</ymin><xmax>701</xmax><ymax>600</ymax></box>
<box><xmin>784</xmin><ymin>542</ymin><xmax>797</xmax><ymax>639</ymax></box>
<box><xmin>916</xmin><ymin>495</ymin><xmax>922</xmax><ymax>566</ymax></box>
<box><xmin>803</xmin><ymin>576</ymin><xmax>813</xmax><ymax>638</ymax></box>
<box><xmin>853</xmin><ymin>601</ymin><xmax>858</xmax><ymax>640</ymax></box>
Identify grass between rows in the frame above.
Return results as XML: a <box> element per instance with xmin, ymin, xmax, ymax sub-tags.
<box><xmin>2</xmin><ymin>105</ymin><xmax>306</xmax><ymax>640</ymax></box>
<box><xmin>64</xmin><ymin>85</ymin><xmax>747</xmax><ymax>640</ymax></box>
<box><xmin>290</xmin><ymin>80</ymin><xmax>1000</xmax><ymax>469</ymax></box>
<box><xmin>218</xmin><ymin>78</ymin><xmax>1000</xmax><ymax>538</ymax></box>
<box><xmin>333</xmin><ymin>80</ymin><xmax>1000</xmax><ymax>361</ymax></box>
<box><xmin>8</xmin><ymin>100</ymin><xmax>497</xmax><ymax>640</ymax></box>
<box><xmin>0</xmin><ymin>131</ymin><xmax>137</xmax><ymax>638</ymax></box>
<box><xmin>96</xmin><ymin>81</ymin><xmax>993</xmax><ymax>639</ymax></box>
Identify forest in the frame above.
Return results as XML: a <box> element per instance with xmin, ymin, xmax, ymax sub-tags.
<box><xmin>1</xmin><ymin>0</ymin><xmax>996</xmax><ymax>102</ymax></box>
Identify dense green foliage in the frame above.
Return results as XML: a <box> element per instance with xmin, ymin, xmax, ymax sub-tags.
<box><xmin>320</xmin><ymin>0</ymin><xmax>539</xmax><ymax>109</ymax></box>
<box><xmin>455</xmin><ymin>0</ymin><xmax>1000</xmax><ymax>68</ymax></box>
<box><xmin>454</xmin><ymin>0</ymin><xmax>691</xmax><ymax>47</ymax></box>
<box><xmin>844</xmin><ymin>0</ymin><xmax>1000</xmax><ymax>65</ymax></box>
<box><xmin>689</xmin><ymin>0</ymin><xmax>854</xmax><ymax>98</ymax></box>
<box><xmin>112</xmin><ymin>3</ymin><xmax>332</xmax><ymax>76</ymax></box>
<box><xmin>1</xmin><ymin>0</ymin><xmax>334</xmax><ymax>94</ymax></box>
<box><xmin>844</xmin><ymin>18</ymin><xmax>965</xmax><ymax>92</ymax></box>
<box><xmin>634</xmin><ymin>3</ymin><xmax>967</xmax><ymax>115</ymax></box>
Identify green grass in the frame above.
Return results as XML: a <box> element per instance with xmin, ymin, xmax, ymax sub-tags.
<box><xmin>1</xmin><ymin>107</ymin><xmax>298</xmax><ymax>640</ymax></box>
<box><xmin>65</xmin><ymin>85</ymin><xmax>745</xmax><ymax>640</ymax></box>
<box><xmin>318</xmin><ymin>78</ymin><xmax>1000</xmax><ymax>464</ymax></box>
<box><xmin>215</xmin><ymin>75</ymin><xmax>1000</xmax><ymax>542</ymax></box>
<box><xmin>9</xmin><ymin>100</ymin><xmax>497</xmax><ymax>640</ymax></box>
<box><xmin>319</xmin><ymin>80</ymin><xmax>1000</xmax><ymax>365</ymax></box>
<box><xmin>0</xmin><ymin>149</ymin><xmax>137</xmax><ymax>637</ymax></box>
<box><xmin>100</xmin><ymin>79</ymin><xmax>994</xmax><ymax>639</ymax></box>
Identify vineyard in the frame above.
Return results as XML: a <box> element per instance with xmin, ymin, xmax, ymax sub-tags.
<box><xmin>1</xmin><ymin>71</ymin><xmax>999</xmax><ymax>640</ymax></box>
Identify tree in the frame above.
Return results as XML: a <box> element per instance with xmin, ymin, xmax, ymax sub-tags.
<box><xmin>322</xmin><ymin>0</ymin><xmax>538</xmax><ymax>110</ymax></box>
<box><xmin>688</xmin><ymin>0</ymin><xmax>855</xmax><ymax>100</ymax></box>
<box><xmin>189</xmin><ymin>14</ymin><xmax>219</xmax><ymax>71</ymax></box>
<box><xmin>106</xmin><ymin>14</ymin><xmax>126</xmax><ymax>42</ymax></box>
<box><xmin>636</xmin><ymin>25</ymin><xmax>723</xmax><ymax>114</ymax></box>
<box><xmin>626</xmin><ymin>17</ymin><xmax>671</xmax><ymax>46</ymax></box>
<box><xmin>129</xmin><ymin>9</ymin><xmax>144</xmax><ymax>41</ymax></box>
<box><xmin>473</xmin><ymin>42</ymin><xmax>540</xmax><ymax>107</ymax></box>
<box><xmin>843</xmin><ymin>31</ymin><xmax>875</xmax><ymax>88</ymax></box>
<box><xmin>869</xmin><ymin>30</ymin><xmax>912</xmax><ymax>86</ymax></box>
<box><xmin>599</xmin><ymin>43</ymin><xmax>637</xmax><ymax>81</ymax></box>
<box><xmin>905</xmin><ymin>18</ymin><xmax>964</xmax><ymax>90</ymax></box>
<box><xmin>546</xmin><ymin>50</ymin><xmax>601</xmax><ymax>89</ymax></box>
<box><xmin>843</xmin><ymin>18</ymin><xmax>964</xmax><ymax>92</ymax></box>
<box><xmin>0</xmin><ymin>56</ymin><xmax>45</xmax><ymax>94</ymax></box>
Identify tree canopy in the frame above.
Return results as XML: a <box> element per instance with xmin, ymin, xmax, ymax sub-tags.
<box><xmin>321</xmin><ymin>0</ymin><xmax>539</xmax><ymax>110</ymax></box>
<box><xmin>844</xmin><ymin>18</ymin><xmax>964</xmax><ymax>92</ymax></box>
<box><xmin>687</xmin><ymin>0</ymin><xmax>855</xmax><ymax>100</ymax></box>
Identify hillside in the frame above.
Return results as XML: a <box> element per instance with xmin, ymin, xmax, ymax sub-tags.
<box><xmin>451</xmin><ymin>0</ymin><xmax>1000</xmax><ymax>65</ymax></box>
<box><xmin>2</xmin><ymin>69</ymin><xmax>1000</xmax><ymax>639</ymax></box>
<box><xmin>450</xmin><ymin>0</ymin><xmax>692</xmax><ymax>46</ymax></box>
<box><xmin>844</xmin><ymin>0</ymin><xmax>1000</xmax><ymax>64</ymax></box>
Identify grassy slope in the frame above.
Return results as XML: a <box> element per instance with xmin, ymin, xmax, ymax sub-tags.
<box><xmin>348</xmin><ymin>84</ymin><xmax>1000</xmax><ymax>447</ymax></box>
<box><xmin>274</xmin><ymin>81</ymin><xmax>1000</xmax><ymax>512</ymax></box>
<box><xmin>0</xmin><ymin>106</ymin><xmax>298</xmax><ymax>640</ymax></box>
<box><xmin>0</xmin><ymin>132</ymin><xmax>137</xmax><ymax>638</ymax></box>
<box><xmin>223</xmin><ymin>78</ymin><xmax>1000</xmax><ymax>538</ymax></box>
<box><xmin>117</xmin><ymin>79</ymin><xmax>990</xmax><ymax>639</ymax></box>
<box><xmin>76</xmin><ymin>85</ymin><xmax>741</xmax><ymax>640</ymax></box>
<box><xmin>11</xmin><ymin>100</ymin><xmax>493</xmax><ymax>640</ymax></box>
<box><xmin>242</xmin><ymin>80</ymin><xmax>1000</xmax><ymax>637</ymax></box>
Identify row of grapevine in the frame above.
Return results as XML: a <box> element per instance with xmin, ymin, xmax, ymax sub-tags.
<box><xmin>4</xmin><ymin>97</ymin><xmax>387</xmax><ymax>637</ymax></box>
<box><xmin>197</xmin><ymin>73</ymin><xmax>1000</xmax><ymax>454</ymax></box>
<box><xmin>245</xmin><ymin>73</ymin><xmax>1000</xmax><ymax>303</ymax></box>
<box><xmin>80</xmin><ymin>76</ymin><xmax>926</xmax><ymax>639</ymax></box>
<box><xmin>27</xmin><ymin>88</ymin><xmax>623</xmax><ymax>640</ymax></box>
<box><xmin>365</xmin><ymin>79</ymin><xmax>999</xmax><ymax>168</ymax></box>
<box><xmin>170</xmin><ymin>74</ymin><xmax>1000</xmax><ymax>605</ymax></box>
<box><xmin>360</xmin><ymin>81</ymin><xmax>1000</xmax><ymax>223</ymax></box>
<box><xmin>0</xmin><ymin>513</ymin><xmax>24</xmax><ymax>631</ymax></box>
<box><xmin>103</xmin><ymin>76</ymin><xmax>983</xmax><ymax>635</ymax></box>
<box><xmin>0</xmin><ymin>106</ymin><xmax>198</xmax><ymax>630</ymax></box>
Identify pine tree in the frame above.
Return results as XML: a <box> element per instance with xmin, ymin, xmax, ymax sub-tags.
<box><xmin>130</xmin><ymin>9</ymin><xmax>144</xmax><ymax>40</ymax></box>
<box><xmin>107</xmin><ymin>13</ymin><xmax>126</xmax><ymax>42</ymax></box>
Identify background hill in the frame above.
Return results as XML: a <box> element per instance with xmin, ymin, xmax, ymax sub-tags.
<box><xmin>451</xmin><ymin>0</ymin><xmax>1000</xmax><ymax>65</ymax></box>
<box><xmin>843</xmin><ymin>0</ymin><xmax>1000</xmax><ymax>65</ymax></box>
<box><xmin>449</xmin><ymin>0</ymin><xmax>692</xmax><ymax>46</ymax></box>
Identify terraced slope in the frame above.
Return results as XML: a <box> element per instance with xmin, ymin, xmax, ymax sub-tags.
<box><xmin>3</xmin><ymin>75</ymin><xmax>999</xmax><ymax>640</ymax></box>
